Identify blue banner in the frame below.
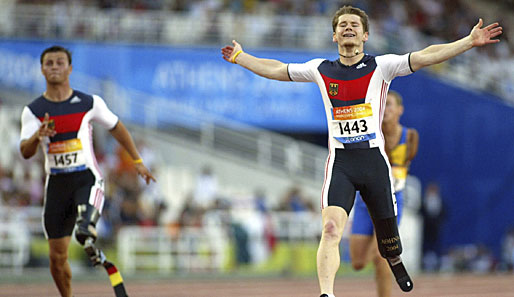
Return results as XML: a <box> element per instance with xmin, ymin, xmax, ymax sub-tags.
<box><xmin>0</xmin><ymin>39</ymin><xmax>329</xmax><ymax>131</ymax></box>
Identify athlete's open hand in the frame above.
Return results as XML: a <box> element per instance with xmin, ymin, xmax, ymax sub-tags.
<box><xmin>38</xmin><ymin>112</ymin><xmax>57</xmax><ymax>139</ymax></box>
<box><xmin>470</xmin><ymin>18</ymin><xmax>502</xmax><ymax>47</ymax></box>
<box><xmin>134</xmin><ymin>163</ymin><xmax>156</xmax><ymax>185</ymax></box>
<box><xmin>221</xmin><ymin>40</ymin><xmax>243</xmax><ymax>63</ymax></box>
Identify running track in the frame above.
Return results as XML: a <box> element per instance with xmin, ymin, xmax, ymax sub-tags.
<box><xmin>1</xmin><ymin>274</ymin><xmax>513</xmax><ymax>296</ymax></box>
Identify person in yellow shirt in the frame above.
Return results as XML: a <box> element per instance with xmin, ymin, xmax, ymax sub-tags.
<box><xmin>349</xmin><ymin>90</ymin><xmax>418</xmax><ymax>297</ymax></box>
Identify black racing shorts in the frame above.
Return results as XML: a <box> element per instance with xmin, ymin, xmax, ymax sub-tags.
<box><xmin>43</xmin><ymin>169</ymin><xmax>97</xmax><ymax>239</ymax></box>
<box><xmin>321</xmin><ymin>147</ymin><xmax>397</xmax><ymax>220</ymax></box>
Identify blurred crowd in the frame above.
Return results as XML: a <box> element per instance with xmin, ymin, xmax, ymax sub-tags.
<box><xmin>4</xmin><ymin>0</ymin><xmax>513</xmax><ymax>101</ymax></box>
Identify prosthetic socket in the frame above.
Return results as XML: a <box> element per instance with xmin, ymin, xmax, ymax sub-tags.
<box><xmin>372</xmin><ymin>216</ymin><xmax>402</xmax><ymax>258</ymax></box>
<box><xmin>75</xmin><ymin>204</ymin><xmax>100</xmax><ymax>245</ymax></box>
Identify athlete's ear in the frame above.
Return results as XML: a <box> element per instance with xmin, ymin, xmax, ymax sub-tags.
<box><xmin>363</xmin><ymin>31</ymin><xmax>369</xmax><ymax>43</ymax></box>
<box><xmin>332</xmin><ymin>32</ymin><xmax>337</xmax><ymax>43</ymax></box>
<box><xmin>398</xmin><ymin>105</ymin><xmax>404</xmax><ymax>116</ymax></box>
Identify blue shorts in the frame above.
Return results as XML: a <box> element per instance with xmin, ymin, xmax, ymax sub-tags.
<box><xmin>351</xmin><ymin>190</ymin><xmax>403</xmax><ymax>236</ymax></box>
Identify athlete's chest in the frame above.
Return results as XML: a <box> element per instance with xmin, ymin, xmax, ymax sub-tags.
<box><xmin>318</xmin><ymin>58</ymin><xmax>379</xmax><ymax>106</ymax></box>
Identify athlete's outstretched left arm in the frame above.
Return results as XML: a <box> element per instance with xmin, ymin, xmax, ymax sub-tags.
<box><xmin>109</xmin><ymin>120</ymin><xmax>156</xmax><ymax>184</ymax></box>
<box><xmin>410</xmin><ymin>19</ymin><xmax>502</xmax><ymax>72</ymax></box>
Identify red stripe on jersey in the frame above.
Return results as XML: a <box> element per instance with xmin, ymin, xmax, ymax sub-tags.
<box><xmin>379</xmin><ymin>81</ymin><xmax>389</xmax><ymax>141</ymax></box>
<box><xmin>39</xmin><ymin>112</ymin><xmax>87</xmax><ymax>134</ymax></box>
<box><xmin>320</xmin><ymin>143</ymin><xmax>332</xmax><ymax>210</ymax></box>
<box><xmin>320</xmin><ymin>70</ymin><xmax>375</xmax><ymax>102</ymax></box>
<box><xmin>89</xmin><ymin>123</ymin><xmax>103</xmax><ymax>179</ymax></box>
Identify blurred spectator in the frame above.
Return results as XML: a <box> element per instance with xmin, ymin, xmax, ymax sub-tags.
<box><xmin>501</xmin><ymin>227</ymin><xmax>514</xmax><ymax>272</ymax></box>
<box><xmin>277</xmin><ymin>186</ymin><xmax>313</xmax><ymax>212</ymax></box>
<box><xmin>421</xmin><ymin>182</ymin><xmax>445</xmax><ymax>271</ymax></box>
<box><xmin>192</xmin><ymin>165</ymin><xmax>219</xmax><ymax>211</ymax></box>
<box><xmin>439</xmin><ymin>244</ymin><xmax>496</xmax><ymax>273</ymax></box>
<box><xmin>137</xmin><ymin>138</ymin><xmax>167</xmax><ymax>226</ymax></box>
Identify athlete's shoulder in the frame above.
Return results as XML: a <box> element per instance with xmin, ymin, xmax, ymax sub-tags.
<box><xmin>26</xmin><ymin>95</ymin><xmax>48</xmax><ymax>117</ymax></box>
<box><xmin>73</xmin><ymin>90</ymin><xmax>95</xmax><ymax>102</ymax></box>
<box><xmin>407</xmin><ymin>127</ymin><xmax>419</xmax><ymax>138</ymax></box>
<box><xmin>302</xmin><ymin>58</ymin><xmax>327</xmax><ymax>67</ymax></box>
<box><xmin>375</xmin><ymin>53</ymin><xmax>410</xmax><ymax>64</ymax></box>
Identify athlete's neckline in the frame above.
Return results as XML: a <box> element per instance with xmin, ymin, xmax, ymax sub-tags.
<box><xmin>43</xmin><ymin>89</ymin><xmax>75</xmax><ymax>103</ymax></box>
<box><xmin>337</xmin><ymin>54</ymin><xmax>366</xmax><ymax>67</ymax></box>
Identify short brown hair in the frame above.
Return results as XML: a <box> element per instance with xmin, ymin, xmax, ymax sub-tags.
<box><xmin>332</xmin><ymin>5</ymin><xmax>369</xmax><ymax>33</ymax></box>
<box><xmin>388</xmin><ymin>90</ymin><xmax>403</xmax><ymax>106</ymax></box>
<box><xmin>40</xmin><ymin>45</ymin><xmax>72</xmax><ymax>65</ymax></box>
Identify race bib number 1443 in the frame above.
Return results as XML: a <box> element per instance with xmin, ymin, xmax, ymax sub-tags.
<box><xmin>331</xmin><ymin>103</ymin><xmax>377</xmax><ymax>144</ymax></box>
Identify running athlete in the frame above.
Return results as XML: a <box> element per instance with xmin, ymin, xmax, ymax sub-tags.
<box><xmin>19</xmin><ymin>45</ymin><xmax>156</xmax><ymax>297</ymax></box>
<box><xmin>349</xmin><ymin>90</ymin><xmax>418</xmax><ymax>297</ymax></box>
<box><xmin>221</xmin><ymin>5</ymin><xmax>501</xmax><ymax>297</ymax></box>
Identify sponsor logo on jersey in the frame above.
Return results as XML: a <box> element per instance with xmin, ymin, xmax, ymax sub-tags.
<box><xmin>335</xmin><ymin>132</ymin><xmax>376</xmax><ymax>144</ymax></box>
<box><xmin>48</xmin><ymin>138</ymin><xmax>83</xmax><ymax>154</ymax></box>
<box><xmin>356</xmin><ymin>62</ymin><xmax>367</xmax><ymax>69</ymax></box>
<box><xmin>332</xmin><ymin>103</ymin><xmax>372</xmax><ymax>120</ymax></box>
<box><xmin>329</xmin><ymin>82</ymin><xmax>339</xmax><ymax>96</ymax></box>
<box><xmin>70</xmin><ymin>96</ymin><xmax>81</xmax><ymax>104</ymax></box>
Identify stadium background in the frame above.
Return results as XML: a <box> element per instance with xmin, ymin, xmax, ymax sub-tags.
<box><xmin>1</xmin><ymin>0</ymin><xmax>513</xmax><ymax>296</ymax></box>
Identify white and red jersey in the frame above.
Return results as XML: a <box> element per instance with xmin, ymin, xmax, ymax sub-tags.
<box><xmin>20</xmin><ymin>90</ymin><xmax>118</xmax><ymax>179</ymax></box>
<box><xmin>288</xmin><ymin>54</ymin><xmax>413</xmax><ymax>151</ymax></box>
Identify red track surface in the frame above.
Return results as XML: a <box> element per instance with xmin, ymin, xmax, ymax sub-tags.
<box><xmin>1</xmin><ymin>274</ymin><xmax>513</xmax><ymax>297</ymax></box>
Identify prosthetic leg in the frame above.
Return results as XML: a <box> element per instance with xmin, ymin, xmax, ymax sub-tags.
<box><xmin>75</xmin><ymin>204</ymin><xmax>128</xmax><ymax>297</ymax></box>
<box><xmin>84</xmin><ymin>238</ymin><xmax>128</xmax><ymax>297</ymax></box>
<box><xmin>373</xmin><ymin>217</ymin><xmax>413</xmax><ymax>292</ymax></box>
<box><xmin>75</xmin><ymin>204</ymin><xmax>100</xmax><ymax>246</ymax></box>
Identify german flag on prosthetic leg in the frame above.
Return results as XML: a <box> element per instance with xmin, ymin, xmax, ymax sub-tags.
<box><xmin>103</xmin><ymin>261</ymin><xmax>128</xmax><ymax>297</ymax></box>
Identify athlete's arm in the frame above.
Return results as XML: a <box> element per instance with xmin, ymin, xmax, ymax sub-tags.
<box><xmin>406</xmin><ymin>128</ymin><xmax>419</xmax><ymax>163</ymax></box>
<box><xmin>221</xmin><ymin>40</ymin><xmax>290</xmax><ymax>81</ymax></box>
<box><xmin>109</xmin><ymin>120</ymin><xmax>156</xmax><ymax>184</ymax></box>
<box><xmin>20</xmin><ymin>112</ymin><xmax>56</xmax><ymax>159</ymax></box>
<box><xmin>410</xmin><ymin>19</ymin><xmax>502</xmax><ymax>72</ymax></box>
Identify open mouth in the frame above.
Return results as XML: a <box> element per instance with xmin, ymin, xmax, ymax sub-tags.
<box><xmin>343</xmin><ymin>33</ymin><xmax>356</xmax><ymax>37</ymax></box>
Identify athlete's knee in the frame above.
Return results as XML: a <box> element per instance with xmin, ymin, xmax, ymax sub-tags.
<box><xmin>322</xmin><ymin>219</ymin><xmax>342</xmax><ymax>242</ymax></box>
<box><xmin>75</xmin><ymin>204</ymin><xmax>100</xmax><ymax>245</ymax></box>
<box><xmin>49</xmin><ymin>249</ymin><xmax>68</xmax><ymax>267</ymax></box>
<box><xmin>349</xmin><ymin>241</ymin><xmax>368</xmax><ymax>270</ymax></box>
<box><xmin>373</xmin><ymin>216</ymin><xmax>403</xmax><ymax>258</ymax></box>
<box><xmin>351</xmin><ymin>259</ymin><xmax>367</xmax><ymax>271</ymax></box>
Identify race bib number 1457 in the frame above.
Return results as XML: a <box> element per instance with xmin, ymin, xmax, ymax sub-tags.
<box><xmin>47</xmin><ymin>138</ymin><xmax>86</xmax><ymax>173</ymax></box>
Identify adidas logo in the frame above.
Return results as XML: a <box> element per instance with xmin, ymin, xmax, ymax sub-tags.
<box><xmin>70</xmin><ymin>96</ymin><xmax>81</xmax><ymax>104</ymax></box>
<box><xmin>356</xmin><ymin>63</ymin><xmax>367</xmax><ymax>69</ymax></box>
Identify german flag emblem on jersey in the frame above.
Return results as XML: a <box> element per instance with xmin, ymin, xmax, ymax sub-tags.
<box><xmin>329</xmin><ymin>82</ymin><xmax>339</xmax><ymax>96</ymax></box>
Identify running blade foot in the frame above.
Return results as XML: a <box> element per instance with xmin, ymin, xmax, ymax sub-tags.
<box><xmin>84</xmin><ymin>238</ymin><xmax>106</xmax><ymax>266</ymax></box>
<box><xmin>387</xmin><ymin>256</ymin><xmax>413</xmax><ymax>292</ymax></box>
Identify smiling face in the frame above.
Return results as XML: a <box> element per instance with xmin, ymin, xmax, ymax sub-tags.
<box><xmin>41</xmin><ymin>51</ymin><xmax>72</xmax><ymax>85</ymax></box>
<box><xmin>332</xmin><ymin>14</ymin><xmax>369</xmax><ymax>47</ymax></box>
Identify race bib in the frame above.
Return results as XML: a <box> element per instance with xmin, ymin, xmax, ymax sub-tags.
<box><xmin>47</xmin><ymin>139</ymin><xmax>86</xmax><ymax>174</ymax></box>
<box><xmin>331</xmin><ymin>103</ymin><xmax>376</xmax><ymax>144</ymax></box>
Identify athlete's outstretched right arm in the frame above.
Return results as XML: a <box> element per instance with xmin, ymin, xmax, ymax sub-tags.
<box><xmin>221</xmin><ymin>40</ymin><xmax>290</xmax><ymax>81</ymax></box>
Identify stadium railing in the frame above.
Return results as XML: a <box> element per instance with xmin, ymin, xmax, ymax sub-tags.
<box><xmin>116</xmin><ymin>210</ymin><xmax>322</xmax><ymax>273</ymax></box>
<box><xmin>0</xmin><ymin>206</ymin><xmax>41</xmax><ymax>274</ymax></box>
